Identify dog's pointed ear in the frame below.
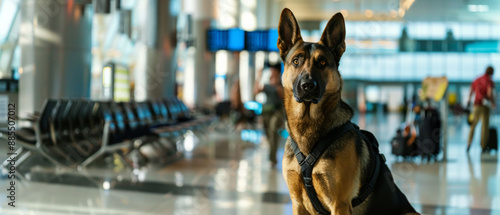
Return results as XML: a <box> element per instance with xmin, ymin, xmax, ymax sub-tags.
<box><xmin>278</xmin><ymin>8</ymin><xmax>303</xmax><ymax>61</ymax></box>
<box><xmin>319</xmin><ymin>12</ymin><xmax>346</xmax><ymax>68</ymax></box>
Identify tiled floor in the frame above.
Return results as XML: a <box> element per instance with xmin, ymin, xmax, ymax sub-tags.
<box><xmin>1</xmin><ymin>112</ymin><xmax>499</xmax><ymax>215</ymax></box>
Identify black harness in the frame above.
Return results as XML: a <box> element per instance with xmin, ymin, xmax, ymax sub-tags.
<box><xmin>289</xmin><ymin>121</ymin><xmax>386</xmax><ymax>214</ymax></box>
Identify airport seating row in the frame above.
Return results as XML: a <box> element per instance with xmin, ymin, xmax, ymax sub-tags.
<box><xmin>1</xmin><ymin>98</ymin><xmax>215</xmax><ymax>170</ymax></box>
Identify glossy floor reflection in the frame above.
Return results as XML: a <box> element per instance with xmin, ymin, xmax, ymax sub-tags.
<box><xmin>1</xmin><ymin>113</ymin><xmax>499</xmax><ymax>215</ymax></box>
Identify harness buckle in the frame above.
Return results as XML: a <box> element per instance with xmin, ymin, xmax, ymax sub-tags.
<box><xmin>296</xmin><ymin>152</ymin><xmax>306</xmax><ymax>165</ymax></box>
<box><xmin>305</xmin><ymin>154</ymin><xmax>317</xmax><ymax>166</ymax></box>
<box><xmin>303</xmin><ymin>177</ymin><xmax>313</xmax><ymax>187</ymax></box>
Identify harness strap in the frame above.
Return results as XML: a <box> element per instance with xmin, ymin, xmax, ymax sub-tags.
<box><xmin>290</xmin><ymin>122</ymin><xmax>355</xmax><ymax>214</ymax></box>
<box><xmin>351</xmin><ymin>129</ymin><xmax>386</xmax><ymax>208</ymax></box>
<box><xmin>289</xmin><ymin>121</ymin><xmax>385</xmax><ymax>214</ymax></box>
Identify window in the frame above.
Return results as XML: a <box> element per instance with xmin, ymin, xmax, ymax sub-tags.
<box><xmin>0</xmin><ymin>0</ymin><xmax>19</xmax><ymax>43</ymax></box>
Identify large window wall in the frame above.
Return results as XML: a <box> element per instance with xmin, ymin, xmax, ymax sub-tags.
<box><xmin>317</xmin><ymin>21</ymin><xmax>500</xmax><ymax>82</ymax></box>
<box><xmin>340</xmin><ymin>53</ymin><xmax>500</xmax><ymax>81</ymax></box>
<box><xmin>0</xmin><ymin>0</ymin><xmax>20</xmax><ymax>79</ymax></box>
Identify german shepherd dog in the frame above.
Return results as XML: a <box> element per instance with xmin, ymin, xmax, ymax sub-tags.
<box><xmin>278</xmin><ymin>8</ymin><xmax>419</xmax><ymax>215</ymax></box>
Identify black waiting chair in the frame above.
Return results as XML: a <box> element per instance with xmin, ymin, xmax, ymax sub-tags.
<box><xmin>79</xmin><ymin>101</ymin><xmax>158</xmax><ymax>168</ymax></box>
<box><xmin>2</xmin><ymin>97</ymin><xmax>213</xmax><ymax>171</ymax></box>
<box><xmin>1</xmin><ymin>100</ymin><xmax>68</xmax><ymax>170</ymax></box>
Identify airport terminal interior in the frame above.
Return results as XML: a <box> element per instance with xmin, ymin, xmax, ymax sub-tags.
<box><xmin>0</xmin><ymin>0</ymin><xmax>500</xmax><ymax>214</ymax></box>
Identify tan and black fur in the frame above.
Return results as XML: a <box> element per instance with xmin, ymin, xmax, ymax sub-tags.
<box><xmin>278</xmin><ymin>8</ymin><xmax>419</xmax><ymax>215</ymax></box>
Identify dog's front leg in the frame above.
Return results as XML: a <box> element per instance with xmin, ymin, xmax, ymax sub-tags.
<box><xmin>291</xmin><ymin>201</ymin><xmax>309</xmax><ymax>215</ymax></box>
<box><xmin>330</xmin><ymin>202</ymin><xmax>352</xmax><ymax>215</ymax></box>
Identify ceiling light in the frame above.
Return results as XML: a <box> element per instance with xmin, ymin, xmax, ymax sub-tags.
<box><xmin>365</xmin><ymin>10</ymin><xmax>373</xmax><ymax>18</ymax></box>
<box><xmin>468</xmin><ymin>4</ymin><xmax>489</xmax><ymax>12</ymax></box>
<box><xmin>478</xmin><ymin>5</ymin><xmax>489</xmax><ymax>12</ymax></box>
<box><xmin>468</xmin><ymin>4</ymin><xmax>477</xmax><ymax>12</ymax></box>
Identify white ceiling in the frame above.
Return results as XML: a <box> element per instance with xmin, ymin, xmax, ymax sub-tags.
<box><xmin>278</xmin><ymin>0</ymin><xmax>500</xmax><ymax>22</ymax></box>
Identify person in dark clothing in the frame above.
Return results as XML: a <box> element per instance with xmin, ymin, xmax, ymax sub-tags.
<box><xmin>254</xmin><ymin>62</ymin><xmax>284</xmax><ymax>167</ymax></box>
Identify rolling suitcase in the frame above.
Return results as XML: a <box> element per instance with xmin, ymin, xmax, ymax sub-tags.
<box><xmin>391</xmin><ymin>127</ymin><xmax>416</xmax><ymax>158</ymax></box>
<box><xmin>392</xmin><ymin>105</ymin><xmax>418</xmax><ymax>159</ymax></box>
<box><xmin>486</xmin><ymin>106</ymin><xmax>498</xmax><ymax>151</ymax></box>
<box><xmin>487</xmin><ymin>127</ymin><xmax>498</xmax><ymax>151</ymax></box>
<box><xmin>391</xmin><ymin>129</ymin><xmax>406</xmax><ymax>156</ymax></box>
<box><xmin>418</xmin><ymin>108</ymin><xmax>441</xmax><ymax>158</ymax></box>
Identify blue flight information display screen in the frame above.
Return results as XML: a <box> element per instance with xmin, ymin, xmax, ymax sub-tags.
<box><xmin>207</xmin><ymin>28</ymin><xmax>245</xmax><ymax>51</ymax></box>
<box><xmin>208</xmin><ymin>28</ymin><xmax>280</xmax><ymax>52</ymax></box>
<box><xmin>245</xmin><ymin>30</ymin><xmax>267</xmax><ymax>51</ymax></box>
<box><xmin>207</xmin><ymin>29</ymin><xmax>228</xmax><ymax>51</ymax></box>
<box><xmin>228</xmin><ymin>28</ymin><xmax>245</xmax><ymax>51</ymax></box>
<box><xmin>267</xmin><ymin>29</ymin><xmax>279</xmax><ymax>52</ymax></box>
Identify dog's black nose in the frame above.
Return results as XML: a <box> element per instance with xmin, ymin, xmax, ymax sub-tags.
<box><xmin>300</xmin><ymin>80</ymin><xmax>317</xmax><ymax>92</ymax></box>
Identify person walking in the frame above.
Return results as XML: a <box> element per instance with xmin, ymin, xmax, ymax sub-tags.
<box><xmin>467</xmin><ymin>66</ymin><xmax>496</xmax><ymax>153</ymax></box>
<box><xmin>254</xmin><ymin>62</ymin><xmax>284</xmax><ymax>167</ymax></box>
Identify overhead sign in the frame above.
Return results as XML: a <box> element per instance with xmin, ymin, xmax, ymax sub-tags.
<box><xmin>267</xmin><ymin>29</ymin><xmax>279</xmax><ymax>52</ymax></box>
<box><xmin>421</xmin><ymin>76</ymin><xmax>448</xmax><ymax>102</ymax></box>
<box><xmin>207</xmin><ymin>28</ymin><xmax>245</xmax><ymax>51</ymax></box>
<box><xmin>208</xmin><ymin>28</ymin><xmax>280</xmax><ymax>52</ymax></box>
<box><xmin>245</xmin><ymin>30</ymin><xmax>267</xmax><ymax>51</ymax></box>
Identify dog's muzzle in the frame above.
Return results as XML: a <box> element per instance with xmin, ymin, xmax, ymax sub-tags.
<box><xmin>293</xmin><ymin>74</ymin><xmax>324</xmax><ymax>104</ymax></box>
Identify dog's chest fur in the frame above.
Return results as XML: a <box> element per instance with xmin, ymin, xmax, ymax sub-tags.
<box><xmin>282</xmin><ymin>131</ymin><xmax>370</xmax><ymax>214</ymax></box>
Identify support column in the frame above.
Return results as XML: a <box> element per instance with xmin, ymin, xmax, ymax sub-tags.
<box><xmin>183</xmin><ymin>0</ymin><xmax>216</xmax><ymax>109</ymax></box>
<box><xmin>357</xmin><ymin>82</ymin><xmax>366</xmax><ymax>113</ymax></box>
<box><xmin>134</xmin><ymin>0</ymin><xmax>178</xmax><ymax>101</ymax></box>
<box><xmin>19</xmin><ymin>0</ymin><xmax>92</xmax><ymax>117</ymax></box>
<box><xmin>238</xmin><ymin>0</ymin><xmax>257</xmax><ymax>103</ymax></box>
<box><xmin>239</xmin><ymin>52</ymin><xmax>255</xmax><ymax>102</ymax></box>
<box><xmin>218</xmin><ymin>0</ymin><xmax>240</xmax><ymax>102</ymax></box>
<box><xmin>225</xmin><ymin>53</ymin><xmax>240</xmax><ymax>101</ymax></box>
<box><xmin>256</xmin><ymin>0</ymin><xmax>283</xmax><ymax>29</ymax></box>
<box><xmin>440</xmin><ymin>92</ymin><xmax>448</xmax><ymax>161</ymax></box>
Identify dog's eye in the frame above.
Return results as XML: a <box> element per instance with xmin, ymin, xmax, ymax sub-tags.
<box><xmin>320</xmin><ymin>60</ymin><xmax>326</xmax><ymax>66</ymax></box>
<box><xmin>293</xmin><ymin>59</ymin><xmax>299</xmax><ymax>65</ymax></box>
